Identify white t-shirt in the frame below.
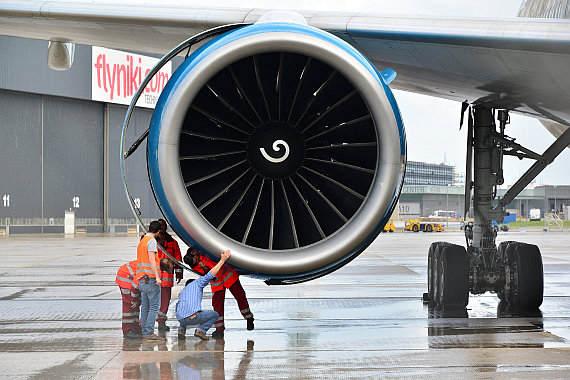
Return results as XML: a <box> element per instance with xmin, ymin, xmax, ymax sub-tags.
<box><xmin>145</xmin><ymin>233</ymin><xmax>157</xmax><ymax>253</ymax></box>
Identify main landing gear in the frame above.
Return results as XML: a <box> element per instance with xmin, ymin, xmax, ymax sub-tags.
<box><xmin>424</xmin><ymin>107</ymin><xmax>570</xmax><ymax>310</ymax></box>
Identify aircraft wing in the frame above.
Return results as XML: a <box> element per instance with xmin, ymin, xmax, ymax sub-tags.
<box><xmin>1</xmin><ymin>1</ymin><xmax>570</xmax><ymax>126</ymax></box>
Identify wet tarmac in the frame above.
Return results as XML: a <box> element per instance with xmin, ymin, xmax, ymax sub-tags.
<box><xmin>0</xmin><ymin>231</ymin><xmax>569</xmax><ymax>379</ymax></box>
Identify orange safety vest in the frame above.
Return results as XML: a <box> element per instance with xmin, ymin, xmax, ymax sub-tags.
<box><xmin>115</xmin><ymin>260</ymin><xmax>140</xmax><ymax>297</ymax></box>
<box><xmin>134</xmin><ymin>235</ymin><xmax>159</xmax><ymax>281</ymax></box>
<box><xmin>165</xmin><ymin>234</ymin><xmax>183</xmax><ymax>278</ymax></box>
<box><xmin>191</xmin><ymin>254</ymin><xmax>238</xmax><ymax>292</ymax></box>
<box><xmin>157</xmin><ymin>236</ymin><xmax>181</xmax><ymax>288</ymax></box>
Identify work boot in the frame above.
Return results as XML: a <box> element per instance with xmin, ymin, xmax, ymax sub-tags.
<box><xmin>247</xmin><ymin>319</ymin><xmax>254</xmax><ymax>331</ymax></box>
<box><xmin>212</xmin><ymin>330</ymin><xmax>224</xmax><ymax>339</ymax></box>
<box><xmin>158</xmin><ymin>321</ymin><xmax>170</xmax><ymax>331</ymax></box>
<box><xmin>123</xmin><ymin>329</ymin><xmax>142</xmax><ymax>339</ymax></box>
<box><xmin>178</xmin><ymin>328</ymin><xmax>186</xmax><ymax>341</ymax></box>
<box><xmin>194</xmin><ymin>329</ymin><xmax>209</xmax><ymax>341</ymax></box>
<box><xmin>142</xmin><ymin>333</ymin><xmax>166</xmax><ymax>341</ymax></box>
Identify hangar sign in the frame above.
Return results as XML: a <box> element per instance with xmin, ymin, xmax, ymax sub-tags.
<box><xmin>92</xmin><ymin>46</ymin><xmax>172</xmax><ymax>109</ymax></box>
<box><xmin>399</xmin><ymin>202</ymin><xmax>420</xmax><ymax>218</ymax></box>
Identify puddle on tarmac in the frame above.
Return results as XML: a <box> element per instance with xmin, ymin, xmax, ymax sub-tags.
<box><xmin>424</xmin><ymin>302</ymin><xmax>568</xmax><ymax>349</ymax></box>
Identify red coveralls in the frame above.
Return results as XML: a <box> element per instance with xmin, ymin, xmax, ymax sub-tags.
<box><xmin>115</xmin><ymin>260</ymin><xmax>141</xmax><ymax>335</ymax></box>
<box><xmin>192</xmin><ymin>254</ymin><xmax>253</xmax><ymax>332</ymax></box>
<box><xmin>156</xmin><ymin>233</ymin><xmax>182</xmax><ymax>325</ymax></box>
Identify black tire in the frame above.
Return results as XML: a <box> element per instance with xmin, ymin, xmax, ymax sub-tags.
<box><xmin>435</xmin><ymin>243</ymin><xmax>470</xmax><ymax>308</ymax></box>
<box><xmin>388</xmin><ymin>229</ymin><xmax>394</xmax><ymax>233</ymax></box>
<box><xmin>427</xmin><ymin>224</ymin><xmax>433</xmax><ymax>232</ymax></box>
<box><xmin>496</xmin><ymin>241</ymin><xmax>515</xmax><ymax>302</ymax></box>
<box><xmin>412</xmin><ymin>224</ymin><xmax>419</xmax><ymax>232</ymax></box>
<box><xmin>427</xmin><ymin>242</ymin><xmax>445</xmax><ymax>303</ymax></box>
<box><xmin>497</xmin><ymin>241</ymin><xmax>515</xmax><ymax>262</ymax></box>
<box><xmin>505</xmin><ymin>242</ymin><xmax>543</xmax><ymax>308</ymax></box>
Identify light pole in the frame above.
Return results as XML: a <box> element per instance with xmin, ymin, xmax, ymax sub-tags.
<box><xmin>446</xmin><ymin>184</ymin><xmax>450</xmax><ymax>228</ymax></box>
<box><xmin>555</xmin><ymin>185</ymin><xmax>557</xmax><ymax>215</ymax></box>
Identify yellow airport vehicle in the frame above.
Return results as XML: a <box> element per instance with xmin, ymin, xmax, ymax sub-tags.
<box><xmin>404</xmin><ymin>220</ymin><xmax>444</xmax><ymax>232</ymax></box>
<box><xmin>383</xmin><ymin>220</ymin><xmax>395</xmax><ymax>233</ymax></box>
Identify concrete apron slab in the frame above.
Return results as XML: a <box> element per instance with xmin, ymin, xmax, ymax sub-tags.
<box><xmin>0</xmin><ymin>232</ymin><xmax>569</xmax><ymax>378</ymax></box>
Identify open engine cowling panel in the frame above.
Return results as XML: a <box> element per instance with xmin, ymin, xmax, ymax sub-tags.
<box><xmin>147</xmin><ymin>23</ymin><xmax>406</xmax><ymax>284</ymax></box>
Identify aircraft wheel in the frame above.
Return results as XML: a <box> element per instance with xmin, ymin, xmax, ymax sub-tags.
<box><xmin>505</xmin><ymin>242</ymin><xmax>543</xmax><ymax>308</ymax></box>
<box><xmin>435</xmin><ymin>243</ymin><xmax>469</xmax><ymax>308</ymax></box>
<box><xmin>427</xmin><ymin>242</ymin><xmax>444</xmax><ymax>303</ymax></box>
<box><xmin>497</xmin><ymin>241</ymin><xmax>515</xmax><ymax>302</ymax></box>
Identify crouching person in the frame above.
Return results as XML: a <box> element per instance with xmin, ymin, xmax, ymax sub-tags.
<box><xmin>176</xmin><ymin>249</ymin><xmax>231</xmax><ymax>341</ymax></box>
<box><xmin>116</xmin><ymin>260</ymin><xmax>142</xmax><ymax>339</ymax></box>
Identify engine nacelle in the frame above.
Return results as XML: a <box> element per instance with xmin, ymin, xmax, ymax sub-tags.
<box><xmin>147</xmin><ymin>23</ymin><xmax>406</xmax><ymax>284</ymax></box>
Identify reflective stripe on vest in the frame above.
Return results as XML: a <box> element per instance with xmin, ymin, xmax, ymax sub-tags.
<box><xmin>116</xmin><ymin>262</ymin><xmax>134</xmax><ymax>289</ymax></box>
<box><xmin>127</xmin><ymin>263</ymin><xmax>135</xmax><ymax>277</ymax></box>
<box><xmin>210</xmin><ymin>270</ymin><xmax>232</xmax><ymax>287</ymax></box>
<box><xmin>197</xmin><ymin>255</ymin><xmax>238</xmax><ymax>291</ymax></box>
<box><xmin>136</xmin><ymin>262</ymin><xmax>153</xmax><ymax>276</ymax></box>
<box><xmin>160</xmin><ymin>270</ymin><xmax>174</xmax><ymax>287</ymax></box>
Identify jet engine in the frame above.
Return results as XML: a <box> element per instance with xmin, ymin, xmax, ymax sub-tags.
<box><xmin>147</xmin><ymin>23</ymin><xmax>406</xmax><ymax>284</ymax></box>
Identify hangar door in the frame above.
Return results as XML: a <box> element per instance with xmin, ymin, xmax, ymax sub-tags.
<box><xmin>0</xmin><ymin>91</ymin><xmax>104</xmax><ymax>232</ymax></box>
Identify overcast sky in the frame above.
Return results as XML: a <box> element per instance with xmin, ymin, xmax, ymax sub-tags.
<box><xmin>100</xmin><ymin>0</ymin><xmax>570</xmax><ymax>185</ymax></box>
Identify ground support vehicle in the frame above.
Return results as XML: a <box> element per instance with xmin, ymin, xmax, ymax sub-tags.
<box><xmin>404</xmin><ymin>220</ymin><xmax>444</xmax><ymax>233</ymax></box>
<box><xmin>382</xmin><ymin>220</ymin><xmax>395</xmax><ymax>232</ymax></box>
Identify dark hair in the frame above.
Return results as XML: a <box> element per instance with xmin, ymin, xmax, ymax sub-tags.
<box><xmin>183</xmin><ymin>253</ymin><xmax>194</xmax><ymax>266</ymax></box>
<box><xmin>157</xmin><ymin>230</ymin><xmax>167</xmax><ymax>243</ymax></box>
<box><xmin>148</xmin><ymin>220</ymin><xmax>161</xmax><ymax>233</ymax></box>
<box><xmin>185</xmin><ymin>279</ymin><xmax>195</xmax><ymax>287</ymax></box>
<box><xmin>158</xmin><ymin>218</ymin><xmax>167</xmax><ymax>231</ymax></box>
<box><xmin>160</xmin><ymin>258</ymin><xmax>172</xmax><ymax>272</ymax></box>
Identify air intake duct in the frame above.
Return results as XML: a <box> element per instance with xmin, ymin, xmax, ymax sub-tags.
<box><xmin>147</xmin><ymin>23</ymin><xmax>406</xmax><ymax>284</ymax></box>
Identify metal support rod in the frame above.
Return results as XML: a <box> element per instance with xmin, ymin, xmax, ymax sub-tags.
<box><xmin>492</xmin><ymin>134</ymin><xmax>542</xmax><ymax>160</ymax></box>
<box><xmin>496</xmin><ymin>125</ymin><xmax>570</xmax><ymax>210</ymax></box>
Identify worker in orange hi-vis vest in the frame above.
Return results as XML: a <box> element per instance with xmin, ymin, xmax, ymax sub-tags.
<box><xmin>158</xmin><ymin>219</ymin><xmax>183</xmax><ymax>283</ymax></box>
<box><xmin>156</xmin><ymin>230</ymin><xmax>181</xmax><ymax>331</ymax></box>
<box><xmin>115</xmin><ymin>260</ymin><xmax>142</xmax><ymax>339</ymax></box>
<box><xmin>184</xmin><ymin>247</ymin><xmax>254</xmax><ymax>340</ymax></box>
<box><xmin>134</xmin><ymin>220</ymin><xmax>164</xmax><ymax>341</ymax></box>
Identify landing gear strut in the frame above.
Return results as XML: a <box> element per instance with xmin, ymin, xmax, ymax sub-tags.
<box><xmin>425</xmin><ymin>107</ymin><xmax>570</xmax><ymax>309</ymax></box>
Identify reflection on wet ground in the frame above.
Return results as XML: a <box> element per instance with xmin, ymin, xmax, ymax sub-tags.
<box><xmin>0</xmin><ymin>232</ymin><xmax>569</xmax><ymax>378</ymax></box>
<box><xmin>115</xmin><ymin>339</ymin><xmax>255</xmax><ymax>379</ymax></box>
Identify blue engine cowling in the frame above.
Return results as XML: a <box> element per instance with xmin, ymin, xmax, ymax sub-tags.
<box><xmin>147</xmin><ymin>22</ymin><xmax>406</xmax><ymax>284</ymax></box>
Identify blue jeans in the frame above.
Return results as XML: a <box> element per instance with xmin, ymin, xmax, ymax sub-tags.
<box><xmin>178</xmin><ymin>310</ymin><xmax>219</xmax><ymax>334</ymax></box>
<box><xmin>139</xmin><ymin>277</ymin><xmax>161</xmax><ymax>336</ymax></box>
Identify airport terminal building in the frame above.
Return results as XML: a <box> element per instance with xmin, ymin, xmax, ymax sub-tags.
<box><xmin>0</xmin><ymin>37</ymin><xmax>568</xmax><ymax>234</ymax></box>
<box><xmin>400</xmin><ymin>161</ymin><xmax>570</xmax><ymax>220</ymax></box>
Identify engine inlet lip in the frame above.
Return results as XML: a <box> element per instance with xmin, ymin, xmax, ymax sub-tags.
<box><xmin>149</xmin><ymin>26</ymin><xmax>403</xmax><ymax>276</ymax></box>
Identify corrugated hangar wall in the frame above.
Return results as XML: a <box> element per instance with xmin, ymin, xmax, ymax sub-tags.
<box><xmin>0</xmin><ymin>91</ymin><xmax>104</xmax><ymax>232</ymax></box>
<box><xmin>0</xmin><ymin>36</ymin><xmax>165</xmax><ymax>233</ymax></box>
